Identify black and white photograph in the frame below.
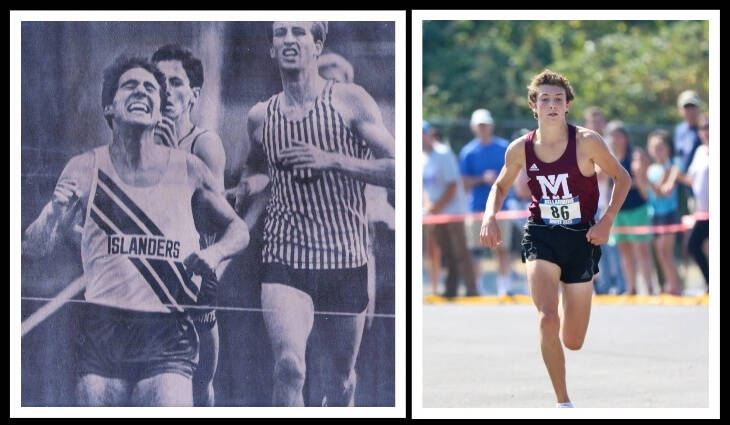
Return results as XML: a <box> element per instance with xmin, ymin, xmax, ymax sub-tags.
<box><xmin>12</xmin><ymin>11</ymin><xmax>405</xmax><ymax>416</ymax></box>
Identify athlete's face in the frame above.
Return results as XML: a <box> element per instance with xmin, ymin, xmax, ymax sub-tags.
<box><xmin>530</xmin><ymin>85</ymin><xmax>571</xmax><ymax>122</ymax></box>
<box><xmin>270</xmin><ymin>22</ymin><xmax>323</xmax><ymax>71</ymax></box>
<box><xmin>156</xmin><ymin>59</ymin><xmax>198</xmax><ymax>121</ymax></box>
<box><xmin>107</xmin><ymin>67</ymin><xmax>162</xmax><ymax>128</ymax></box>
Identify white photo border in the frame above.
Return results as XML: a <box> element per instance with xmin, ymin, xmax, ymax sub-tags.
<box><xmin>10</xmin><ymin>9</ymin><xmax>406</xmax><ymax>418</ymax></box>
<box><xmin>412</xmin><ymin>9</ymin><xmax>719</xmax><ymax>419</ymax></box>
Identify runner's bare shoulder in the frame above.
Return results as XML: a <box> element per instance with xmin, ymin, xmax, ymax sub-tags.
<box><xmin>330</xmin><ymin>82</ymin><xmax>381</xmax><ymax>125</ymax></box>
<box><xmin>505</xmin><ymin>134</ymin><xmax>528</xmax><ymax>168</ymax></box>
<box><xmin>575</xmin><ymin>125</ymin><xmax>605</xmax><ymax>148</ymax></box>
<box><xmin>59</xmin><ymin>150</ymin><xmax>95</xmax><ymax>202</ymax></box>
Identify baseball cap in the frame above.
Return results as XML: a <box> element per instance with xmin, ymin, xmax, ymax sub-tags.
<box><xmin>677</xmin><ymin>90</ymin><xmax>701</xmax><ymax>108</ymax></box>
<box><xmin>423</xmin><ymin>120</ymin><xmax>431</xmax><ymax>132</ymax></box>
<box><xmin>471</xmin><ymin>109</ymin><xmax>494</xmax><ymax>126</ymax></box>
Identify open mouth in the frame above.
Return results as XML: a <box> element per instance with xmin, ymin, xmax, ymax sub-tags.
<box><xmin>127</xmin><ymin>102</ymin><xmax>151</xmax><ymax>114</ymax></box>
<box><xmin>282</xmin><ymin>48</ymin><xmax>298</xmax><ymax>58</ymax></box>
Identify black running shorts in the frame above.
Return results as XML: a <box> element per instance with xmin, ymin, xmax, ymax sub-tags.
<box><xmin>76</xmin><ymin>303</ymin><xmax>199</xmax><ymax>382</ymax></box>
<box><xmin>262</xmin><ymin>262</ymin><xmax>369</xmax><ymax>314</ymax></box>
<box><xmin>520</xmin><ymin>218</ymin><xmax>602</xmax><ymax>284</ymax></box>
<box><xmin>190</xmin><ymin>273</ymin><xmax>217</xmax><ymax>331</ymax></box>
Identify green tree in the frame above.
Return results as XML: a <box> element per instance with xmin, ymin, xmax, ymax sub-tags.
<box><xmin>423</xmin><ymin>20</ymin><xmax>709</xmax><ymax>149</ymax></box>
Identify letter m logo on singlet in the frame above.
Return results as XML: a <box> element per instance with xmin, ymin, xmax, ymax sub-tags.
<box><xmin>535</xmin><ymin>173</ymin><xmax>573</xmax><ymax>200</ymax></box>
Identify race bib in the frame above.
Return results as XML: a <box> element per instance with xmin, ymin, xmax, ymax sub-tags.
<box><xmin>539</xmin><ymin>196</ymin><xmax>581</xmax><ymax>225</ymax></box>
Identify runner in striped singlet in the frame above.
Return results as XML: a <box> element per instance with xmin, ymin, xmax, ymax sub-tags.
<box><xmin>22</xmin><ymin>56</ymin><xmax>249</xmax><ymax>406</ymax></box>
<box><xmin>246</xmin><ymin>21</ymin><xmax>395</xmax><ymax>406</ymax></box>
<box><xmin>480</xmin><ymin>70</ymin><xmax>631</xmax><ymax>408</ymax></box>
<box><xmin>153</xmin><ymin>44</ymin><xmax>226</xmax><ymax>407</ymax></box>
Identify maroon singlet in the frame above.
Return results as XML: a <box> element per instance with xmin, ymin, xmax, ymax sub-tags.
<box><xmin>524</xmin><ymin>124</ymin><xmax>599</xmax><ymax>225</ymax></box>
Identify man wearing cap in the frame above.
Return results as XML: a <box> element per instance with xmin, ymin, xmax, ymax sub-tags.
<box><xmin>423</xmin><ymin>121</ymin><xmax>478</xmax><ymax>298</ymax></box>
<box><xmin>674</xmin><ymin>90</ymin><xmax>703</xmax><ymax>173</ymax></box>
<box><xmin>458</xmin><ymin>109</ymin><xmax>515</xmax><ymax>295</ymax></box>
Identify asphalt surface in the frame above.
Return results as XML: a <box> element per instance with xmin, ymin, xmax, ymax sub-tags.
<box><xmin>422</xmin><ymin>304</ymin><xmax>709</xmax><ymax>408</ymax></box>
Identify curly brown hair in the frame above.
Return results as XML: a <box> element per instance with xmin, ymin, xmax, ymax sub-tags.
<box><xmin>527</xmin><ymin>69</ymin><xmax>575</xmax><ymax>119</ymax></box>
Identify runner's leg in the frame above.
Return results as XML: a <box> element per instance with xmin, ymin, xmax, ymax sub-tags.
<box><xmin>262</xmin><ymin>283</ymin><xmax>315</xmax><ymax>406</ymax></box>
<box><xmin>526</xmin><ymin>259</ymin><xmax>569</xmax><ymax>404</ymax></box>
<box><xmin>560</xmin><ymin>281</ymin><xmax>594</xmax><ymax>351</ymax></box>
<box><xmin>76</xmin><ymin>374</ymin><xmax>131</xmax><ymax>406</ymax></box>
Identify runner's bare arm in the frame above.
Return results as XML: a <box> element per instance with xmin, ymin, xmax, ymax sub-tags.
<box><xmin>484</xmin><ymin>139</ymin><xmax>525</xmax><ymax>221</ymax></box>
<box><xmin>583</xmin><ymin>131</ymin><xmax>631</xmax><ymax>244</ymax></box>
<box><xmin>224</xmin><ymin>102</ymin><xmax>271</xmax><ymax>215</ymax></box>
<box><xmin>22</xmin><ymin>152</ymin><xmax>92</xmax><ymax>257</ymax></box>
<box><xmin>481</xmin><ymin>139</ymin><xmax>524</xmax><ymax>248</ymax></box>
<box><xmin>186</xmin><ymin>155</ymin><xmax>250</xmax><ymax>275</ymax></box>
<box><xmin>513</xmin><ymin>167</ymin><xmax>532</xmax><ymax>201</ymax></box>
<box><xmin>192</xmin><ymin>131</ymin><xmax>226</xmax><ymax>193</ymax></box>
<box><xmin>279</xmin><ymin>84</ymin><xmax>395</xmax><ymax>188</ymax></box>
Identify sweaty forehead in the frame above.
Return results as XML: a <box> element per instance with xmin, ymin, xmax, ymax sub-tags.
<box><xmin>118</xmin><ymin>67</ymin><xmax>158</xmax><ymax>88</ymax></box>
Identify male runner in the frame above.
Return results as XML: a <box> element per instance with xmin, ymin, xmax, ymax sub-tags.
<box><xmin>480</xmin><ymin>70</ymin><xmax>631</xmax><ymax>407</ymax></box>
<box><xmin>247</xmin><ymin>21</ymin><xmax>395</xmax><ymax>406</ymax></box>
<box><xmin>152</xmin><ymin>43</ymin><xmax>226</xmax><ymax>407</ymax></box>
<box><xmin>21</xmin><ymin>55</ymin><xmax>249</xmax><ymax>406</ymax></box>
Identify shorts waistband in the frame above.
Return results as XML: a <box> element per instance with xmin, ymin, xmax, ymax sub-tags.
<box><xmin>84</xmin><ymin>302</ymin><xmax>188</xmax><ymax>322</ymax></box>
<box><xmin>526</xmin><ymin>217</ymin><xmax>594</xmax><ymax>231</ymax></box>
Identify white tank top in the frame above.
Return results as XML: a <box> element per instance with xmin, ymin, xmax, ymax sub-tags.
<box><xmin>81</xmin><ymin>145</ymin><xmax>202</xmax><ymax>313</ymax></box>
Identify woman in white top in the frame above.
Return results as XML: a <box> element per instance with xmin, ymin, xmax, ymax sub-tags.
<box><xmin>679</xmin><ymin>114</ymin><xmax>709</xmax><ymax>289</ymax></box>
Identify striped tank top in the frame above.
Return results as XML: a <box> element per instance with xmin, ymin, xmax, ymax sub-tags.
<box><xmin>261</xmin><ymin>80</ymin><xmax>371</xmax><ymax>270</ymax></box>
<box><xmin>81</xmin><ymin>145</ymin><xmax>202</xmax><ymax>313</ymax></box>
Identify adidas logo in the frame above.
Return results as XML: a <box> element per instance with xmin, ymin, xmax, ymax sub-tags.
<box><xmin>529</xmin><ymin>163</ymin><xmax>539</xmax><ymax>172</ymax></box>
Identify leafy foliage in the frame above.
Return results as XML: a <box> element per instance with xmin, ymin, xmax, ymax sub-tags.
<box><xmin>423</xmin><ymin>20</ymin><xmax>709</xmax><ymax>147</ymax></box>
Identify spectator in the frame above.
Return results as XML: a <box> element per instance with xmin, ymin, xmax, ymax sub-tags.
<box><xmin>583</xmin><ymin>107</ymin><xmax>626</xmax><ymax>295</ymax></box>
<box><xmin>605</xmin><ymin>121</ymin><xmax>657</xmax><ymax>295</ymax></box>
<box><xmin>643</xmin><ymin>129</ymin><xmax>683</xmax><ymax>295</ymax></box>
<box><xmin>673</xmin><ymin>90</ymin><xmax>704</xmax><ymax>277</ymax></box>
<box><xmin>423</xmin><ymin>124</ymin><xmax>443</xmax><ymax>295</ymax></box>
<box><xmin>423</xmin><ymin>121</ymin><xmax>478</xmax><ymax>297</ymax></box>
<box><xmin>674</xmin><ymin>90</ymin><xmax>703</xmax><ymax>173</ymax></box>
<box><xmin>679</xmin><ymin>114</ymin><xmax>709</xmax><ymax>290</ymax></box>
<box><xmin>459</xmin><ymin>109</ymin><xmax>515</xmax><ymax>295</ymax></box>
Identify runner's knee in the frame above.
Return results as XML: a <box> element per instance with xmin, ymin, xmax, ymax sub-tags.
<box><xmin>563</xmin><ymin>334</ymin><xmax>584</xmax><ymax>351</ymax></box>
<box><xmin>274</xmin><ymin>352</ymin><xmax>306</xmax><ymax>389</ymax></box>
<box><xmin>538</xmin><ymin>311</ymin><xmax>560</xmax><ymax>336</ymax></box>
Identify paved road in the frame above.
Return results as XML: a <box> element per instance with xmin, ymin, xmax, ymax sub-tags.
<box><xmin>422</xmin><ymin>304</ymin><xmax>709</xmax><ymax>408</ymax></box>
